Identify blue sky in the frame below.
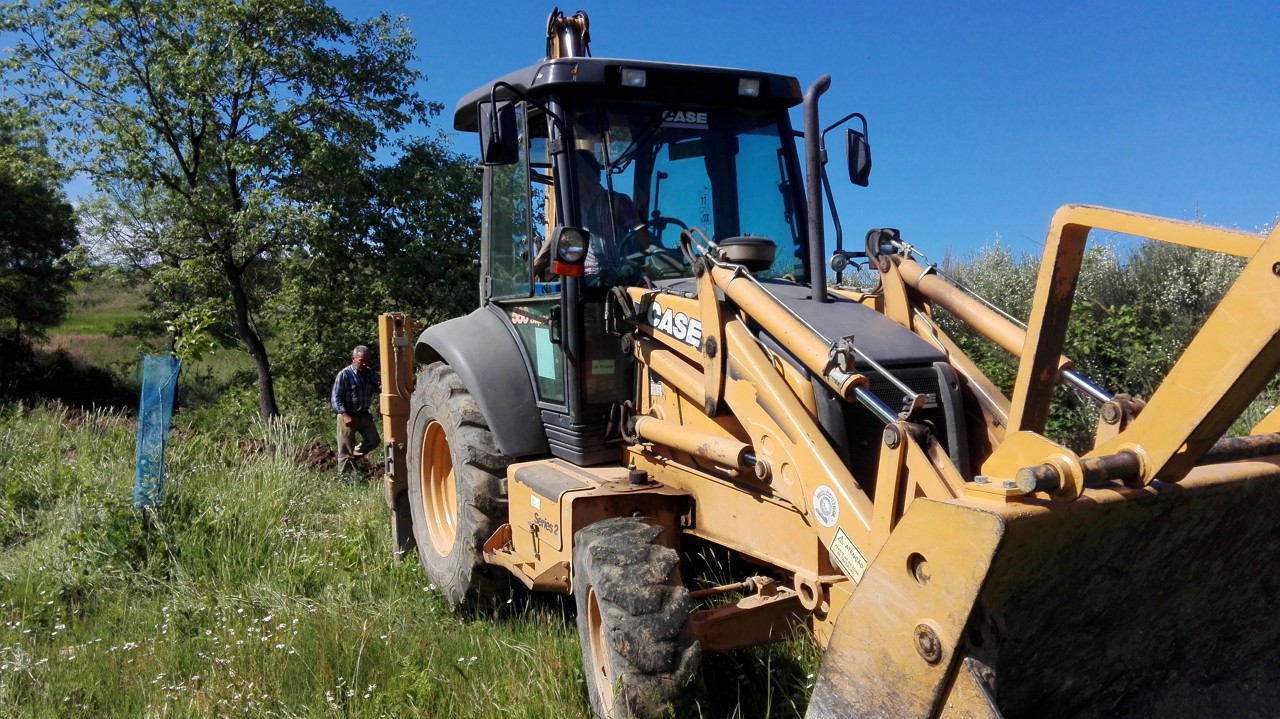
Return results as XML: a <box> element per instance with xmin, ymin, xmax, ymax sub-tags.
<box><xmin>336</xmin><ymin>0</ymin><xmax>1279</xmax><ymax>260</ymax></box>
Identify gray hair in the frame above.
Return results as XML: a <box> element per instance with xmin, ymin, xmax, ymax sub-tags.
<box><xmin>352</xmin><ymin>345</ymin><xmax>370</xmax><ymax>358</ymax></box>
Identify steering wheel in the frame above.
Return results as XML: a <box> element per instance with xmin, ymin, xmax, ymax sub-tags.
<box><xmin>619</xmin><ymin>214</ymin><xmax>688</xmax><ymax>254</ymax></box>
<box><xmin>592</xmin><ymin>216</ymin><xmax>691</xmax><ymax>285</ymax></box>
<box><xmin>617</xmin><ymin>218</ymin><xmax>689</xmax><ymax>281</ymax></box>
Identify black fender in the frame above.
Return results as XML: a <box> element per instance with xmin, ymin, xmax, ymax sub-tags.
<box><xmin>414</xmin><ymin>305</ymin><xmax>548</xmax><ymax>458</ymax></box>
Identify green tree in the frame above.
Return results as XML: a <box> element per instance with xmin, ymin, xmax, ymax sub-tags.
<box><xmin>0</xmin><ymin>108</ymin><xmax>79</xmax><ymax>342</ymax></box>
<box><xmin>2</xmin><ymin>0</ymin><xmax>433</xmax><ymax>420</ymax></box>
<box><xmin>272</xmin><ymin>137</ymin><xmax>482</xmax><ymax>396</ymax></box>
<box><xmin>375</xmin><ymin>139</ymin><xmax>482</xmax><ymax>327</ymax></box>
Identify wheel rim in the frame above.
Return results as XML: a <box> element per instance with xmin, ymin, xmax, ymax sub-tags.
<box><xmin>420</xmin><ymin>420</ymin><xmax>457</xmax><ymax>557</ymax></box>
<box><xmin>586</xmin><ymin>586</ymin><xmax>617</xmax><ymax>715</ymax></box>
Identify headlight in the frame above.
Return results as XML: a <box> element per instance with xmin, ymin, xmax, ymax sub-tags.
<box><xmin>620</xmin><ymin>67</ymin><xmax>647</xmax><ymax>88</ymax></box>
<box><xmin>556</xmin><ymin>227</ymin><xmax>588</xmax><ymax>262</ymax></box>
<box><xmin>550</xmin><ymin>226</ymin><xmax>589</xmax><ymax>278</ymax></box>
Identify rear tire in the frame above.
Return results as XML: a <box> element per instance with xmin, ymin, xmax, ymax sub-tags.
<box><xmin>573</xmin><ymin>517</ymin><xmax>701</xmax><ymax>718</ymax></box>
<box><xmin>406</xmin><ymin>362</ymin><xmax>510</xmax><ymax>607</ymax></box>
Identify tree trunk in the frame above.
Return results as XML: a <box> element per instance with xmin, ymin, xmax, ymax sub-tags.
<box><xmin>224</xmin><ymin>259</ymin><xmax>280</xmax><ymax>420</ymax></box>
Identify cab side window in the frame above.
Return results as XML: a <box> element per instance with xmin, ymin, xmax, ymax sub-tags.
<box><xmin>486</xmin><ymin>104</ymin><xmax>532</xmax><ymax>299</ymax></box>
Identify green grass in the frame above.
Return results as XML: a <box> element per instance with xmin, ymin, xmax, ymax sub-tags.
<box><xmin>0</xmin><ymin>406</ymin><xmax>589</xmax><ymax>717</ymax></box>
<box><xmin>50</xmin><ymin>277</ymin><xmax>147</xmax><ymax>337</ymax></box>
<box><xmin>40</xmin><ymin>276</ymin><xmax>253</xmax><ymax>396</ymax></box>
<box><xmin>0</xmin><ymin>405</ymin><xmax>817</xmax><ymax>718</ymax></box>
<box><xmin>40</xmin><ymin>276</ymin><xmax>152</xmax><ymax>376</ymax></box>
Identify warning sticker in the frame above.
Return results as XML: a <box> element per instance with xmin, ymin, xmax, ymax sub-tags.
<box><xmin>830</xmin><ymin>528</ymin><xmax>869</xmax><ymax>585</ymax></box>
<box><xmin>812</xmin><ymin>485</ymin><xmax>839</xmax><ymax>528</ymax></box>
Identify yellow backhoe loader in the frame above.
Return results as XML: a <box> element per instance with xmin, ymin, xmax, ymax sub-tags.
<box><xmin>378</xmin><ymin>8</ymin><xmax>1280</xmax><ymax>717</ymax></box>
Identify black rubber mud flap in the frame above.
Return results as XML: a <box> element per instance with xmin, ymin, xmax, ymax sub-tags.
<box><xmin>416</xmin><ymin>305</ymin><xmax>547</xmax><ymax>458</ymax></box>
<box><xmin>390</xmin><ymin>489</ymin><xmax>415</xmax><ymax>557</ymax></box>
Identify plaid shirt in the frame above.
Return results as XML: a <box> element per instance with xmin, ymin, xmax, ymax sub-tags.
<box><xmin>331</xmin><ymin>364</ymin><xmax>381</xmax><ymax>415</ymax></box>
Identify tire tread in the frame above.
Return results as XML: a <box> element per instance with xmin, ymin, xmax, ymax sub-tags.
<box><xmin>406</xmin><ymin>362</ymin><xmax>510</xmax><ymax>608</ymax></box>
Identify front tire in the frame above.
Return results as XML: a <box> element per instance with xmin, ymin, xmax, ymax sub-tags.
<box><xmin>573</xmin><ymin>517</ymin><xmax>701</xmax><ymax>718</ymax></box>
<box><xmin>406</xmin><ymin>362</ymin><xmax>510</xmax><ymax>607</ymax></box>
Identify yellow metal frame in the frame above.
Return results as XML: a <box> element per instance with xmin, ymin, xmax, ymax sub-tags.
<box><xmin>620</xmin><ymin>255</ymin><xmax>974</xmax><ymax>643</ymax></box>
<box><xmin>875</xmin><ymin>205</ymin><xmax>1279</xmax><ymax>487</ymax></box>
<box><xmin>377</xmin><ymin>313</ymin><xmax>417</xmax><ymax>509</ymax></box>
<box><xmin>611</xmin><ymin>206</ymin><xmax>1280</xmax><ymax>687</ymax></box>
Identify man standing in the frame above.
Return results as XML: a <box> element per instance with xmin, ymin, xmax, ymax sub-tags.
<box><xmin>331</xmin><ymin>345</ymin><xmax>381</xmax><ymax>476</ymax></box>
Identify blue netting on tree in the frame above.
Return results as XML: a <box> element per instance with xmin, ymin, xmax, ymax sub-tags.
<box><xmin>134</xmin><ymin>354</ymin><xmax>181</xmax><ymax>509</ymax></box>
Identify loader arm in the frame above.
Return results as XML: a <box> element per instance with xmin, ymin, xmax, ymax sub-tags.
<box><xmin>1070</xmin><ymin>209</ymin><xmax>1279</xmax><ymax>481</ymax></box>
<box><xmin>805</xmin><ymin>208</ymin><xmax>1280</xmax><ymax>718</ymax></box>
<box><xmin>623</xmin><ymin>251</ymin><xmax>971</xmax><ymax>615</ymax></box>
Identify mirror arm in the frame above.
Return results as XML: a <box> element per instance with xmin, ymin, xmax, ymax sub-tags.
<box><xmin>489</xmin><ymin>82</ymin><xmax>568</xmax><ymax>135</ymax></box>
<box><xmin>817</xmin><ymin>115</ymin><xmax>865</xmax><ymax>278</ymax></box>
<box><xmin>820</xmin><ymin>161</ymin><xmax>845</xmax><ymax>282</ymax></box>
<box><xmin>815</xmin><ymin>112</ymin><xmax>871</xmax><ymax>281</ymax></box>
<box><xmin>822</xmin><ymin>112</ymin><xmax>869</xmax><ymax>141</ymax></box>
<box><xmin>486</xmin><ymin>83</ymin><xmax>582</xmax><ymax>228</ymax></box>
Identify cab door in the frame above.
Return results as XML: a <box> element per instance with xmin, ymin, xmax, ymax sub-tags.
<box><xmin>482</xmin><ymin>104</ymin><xmax>567</xmax><ymax>407</ymax></box>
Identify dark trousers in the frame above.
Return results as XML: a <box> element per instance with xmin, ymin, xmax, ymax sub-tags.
<box><xmin>336</xmin><ymin>411</ymin><xmax>380</xmax><ymax>475</ymax></box>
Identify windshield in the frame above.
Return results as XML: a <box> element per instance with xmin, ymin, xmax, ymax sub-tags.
<box><xmin>566</xmin><ymin>101</ymin><xmax>806</xmax><ymax>285</ymax></box>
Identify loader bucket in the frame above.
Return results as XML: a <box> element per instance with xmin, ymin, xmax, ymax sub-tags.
<box><xmin>807</xmin><ymin>459</ymin><xmax>1280</xmax><ymax>718</ymax></box>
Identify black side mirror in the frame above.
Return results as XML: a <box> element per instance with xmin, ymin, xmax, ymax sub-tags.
<box><xmin>479</xmin><ymin>100</ymin><xmax>518</xmax><ymax>166</ymax></box>
<box><xmin>846</xmin><ymin>128</ymin><xmax>871</xmax><ymax>187</ymax></box>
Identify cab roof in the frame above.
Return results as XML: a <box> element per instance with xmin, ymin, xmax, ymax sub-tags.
<box><xmin>453</xmin><ymin>56</ymin><xmax>803</xmax><ymax>132</ymax></box>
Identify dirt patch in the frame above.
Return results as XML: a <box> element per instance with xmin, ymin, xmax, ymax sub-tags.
<box><xmin>213</xmin><ymin>438</ymin><xmax>376</xmax><ymax>476</ymax></box>
<box><xmin>295</xmin><ymin>441</ymin><xmax>384</xmax><ymax>479</ymax></box>
<box><xmin>297</xmin><ymin>441</ymin><xmax>337</xmax><ymax>472</ymax></box>
<box><xmin>41</xmin><ymin>334</ymin><xmax>113</xmax><ymax>348</ymax></box>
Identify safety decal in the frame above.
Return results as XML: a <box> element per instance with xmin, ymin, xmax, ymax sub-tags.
<box><xmin>813</xmin><ymin>485</ymin><xmax>839</xmax><ymax>528</ymax></box>
<box><xmin>831</xmin><ymin>527</ymin><xmax>870</xmax><ymax>585</ymax></box>
<box><xmin>530</xmin><ymin>494</ymin><xmax>541</xmax><ymax>510</ymax></box>
<box><xmin>649</xmin><ymin>376</ymin><xmax>664</xmax><ymax>397</ymax></box>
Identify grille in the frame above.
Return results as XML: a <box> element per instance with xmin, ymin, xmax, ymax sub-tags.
<box><xmin>843</xmin><ymin>365</ymin><xmax>956</xmax><ymax>493</ymax></box>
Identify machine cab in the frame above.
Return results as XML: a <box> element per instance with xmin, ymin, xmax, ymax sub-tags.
<box><xmin>455</xmin><ymin>58</ymin><xmax>809</xmax><ymax>463</ymax></box>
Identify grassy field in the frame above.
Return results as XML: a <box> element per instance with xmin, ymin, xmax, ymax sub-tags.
<box><xmin>0</xmin><ymin>407</ymin><xmax>818</xmax><ymax>718</ymax></box>
<box><xmin>52</xmin><ymin>276</ymin><xmax>148</xmax><ymax>336</ymax></box>
<box><xmin>42</xmin><ymin>274</ymin><xmax>152</xmax><ymax>372</ymax></box>
<box><xmin>0</xmin><ymin>407</ymin><xmax>594</xmax><ymax>718</ymax></box>
<box><xmin>41</xmin><ymin>274</ymin><xmax>252</xmax><ymax>391</ymax></box>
